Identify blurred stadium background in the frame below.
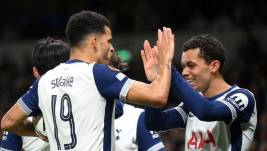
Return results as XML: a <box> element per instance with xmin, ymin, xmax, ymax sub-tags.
<box><xmin>0</xmin><ymin>0</ymin><xmax>267</xmax><ymax>150</ymax></box>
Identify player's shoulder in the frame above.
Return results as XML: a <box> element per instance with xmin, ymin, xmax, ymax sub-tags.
<box><xmin>226</xmin><ymin>86</ymin><xmax>255</xmax><ymax>101</ymax></box>
<box><xmin>223</xmin><ymin>86</ymin><xmax>256</xmax><ymax>111</ymax></box>
<box><xmin>93</xmin><ymin>63</ymin><xmax>127</xmax><ymax>81</ymax></box>
<box><xmin>93</xmin><ymin>63</ymin><xmax>120</xmax><ymax>72</ymax></box>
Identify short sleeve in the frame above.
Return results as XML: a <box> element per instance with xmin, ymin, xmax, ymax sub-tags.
<box><xmin>93</xmin><ymin>64</ymin><xmax>134</xmax><ymax>102</ymax></box>
<box><xmin>18</xmin><ymin>79</ymin><xmax>41</xmax><ymax>116</ymax></box>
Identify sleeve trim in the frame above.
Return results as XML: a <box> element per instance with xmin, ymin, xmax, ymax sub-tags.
<box><xmin>0</xmin><ymin>147</ymin><xmax>14</xmax><ymax>151</ymax></box>
<box><xmin>119</xmin><ymin>79</ymin><xmax>135</xmax><ymax>102</ymax></box>
<box><xmin>218</xmin><ymin>100</ymin><xmax>237</xmax><ymax>122</ymax></box>
<box><xmin>147</xmin><ymin>142</ymin><xmax>164</xmax><ymax>151</ymax></box>
<box><xmin>174</xmin><ymin>106</ymin><xmax>187</xmax><ymax>124</ymax></box>
<box><xmin>17</xmin><ymin>98</ymin><xmax>32</xmax><ymax>115</ymax></box>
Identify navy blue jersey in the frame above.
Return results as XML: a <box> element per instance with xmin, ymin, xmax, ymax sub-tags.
<box><xmin>1</xmin><ymin>131</ymin><xmax>22</xmax><ymax>151</ymax></box>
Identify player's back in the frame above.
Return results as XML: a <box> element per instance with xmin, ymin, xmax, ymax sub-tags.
<box><xmin>38</xmin><ymin>60</ymin><xmax>115</xmax><ymax>151</ymax></box>
<box><xmin>115</xmin><ymin>104</ymin><xmax>165</xmax><ymax>151</ymax></box>
<box><xmin>115</xmin><ymin>104</ymin><xmax>143</xmax><ymax>151</ymax></box>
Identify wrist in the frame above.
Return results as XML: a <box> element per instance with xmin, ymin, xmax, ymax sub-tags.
<box><xmin>159</xmin><ymin>61</ymin><xmax>172</xmax><ymax>69</ymax></box>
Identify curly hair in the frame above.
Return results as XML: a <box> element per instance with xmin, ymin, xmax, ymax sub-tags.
<box><xmin>182</xmin><ymin>34</ymin><xmax>226</xmax><ymax>73</ymax></box>
<box><xmin>65</xmin><ymin>10</ymin><xmax>111</xmax><ymax>46</ymax></box>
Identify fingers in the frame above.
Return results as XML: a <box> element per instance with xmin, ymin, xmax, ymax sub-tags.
<box><xmin>157</xmin><ymin>29</ymin><xmax>163</xmax><ymax>50</ymax></box>
<box><xmin>141</xmin><ymin>49</ymin><xmax>147</xmax><ymax>63</ymax></box>
<box><xmin>152</xmin><ymin>46</ymin><xmax>158</xmax><ymax>58</ymax></box>
<box><xmin>163</xmin><ymin>27</ymin><xmax>172</xmax><ymax>45</ymax></box>
<box><xmin>144</xmin><ymin>40</ymin><xmax>152</xmax><ymax>59</ymax></box>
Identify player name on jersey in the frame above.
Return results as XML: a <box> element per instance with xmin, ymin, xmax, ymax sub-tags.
<box><xmin>51</xmin><ymin>76</ymin><xmax>74</xmax><ymax>88</ymax></box>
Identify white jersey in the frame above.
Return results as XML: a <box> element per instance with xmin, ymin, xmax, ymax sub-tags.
<box><xmin>18</xmin><ymin>60</ymin><xmax>133</xmax><ymax>151</ymax></box>
<box><xmin>174</xmin><ymin>85</ymin><xmax>257</xmax><ymax>151</ymax></box>
<box><xmin>115</xmin><ymin>104</ymin><xmax>165</xmax><ymax>151</ymax></box>
<box><xmin>22</xmin><ymin>136</ymin><xmax>49</xmax><ymax>151</ymax></box>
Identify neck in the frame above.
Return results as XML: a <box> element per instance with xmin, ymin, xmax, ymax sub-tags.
<box><xmin>70</xmin><ymin>47</ymin><xmax>97</xmax><ymax>64</ymax></box>
<box><xmin>203</xmin><ymin>75</ymin><xmax>231</xmax><ymax>98</ymax></box>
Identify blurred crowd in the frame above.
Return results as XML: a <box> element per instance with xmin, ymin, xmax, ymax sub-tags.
<box><xmin>1</xmin><ymin>0</ymin><xmax>267</xmax><ymax>40</ymax></box>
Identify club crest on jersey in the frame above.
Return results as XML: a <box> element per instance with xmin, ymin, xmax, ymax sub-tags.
<box><xmin>115</xmin><ymin>129</ymin><xmax>122</xmax><ymax>140</ymax></box>
<box><xmin>226</xmin><ymin>93</ymin><xmax>249</xmax><ymax>111</ymax></box>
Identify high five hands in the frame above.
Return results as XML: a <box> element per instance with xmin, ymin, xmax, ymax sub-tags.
<box><xmin>141</xmin><ymin>27</ymin><xmax>175</xmax><ymax>81</ymax></box>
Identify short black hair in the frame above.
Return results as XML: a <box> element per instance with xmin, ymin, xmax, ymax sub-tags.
<box><xmin>32</xmin><ymin>37</ymin><xmax>70</xmax><ymax>75</ymax></box>
<box><xmin>182</xmin><ymin>34</ymin><xmax>226</xmax><ymax>73</ymax></box>
<box><xmin>65</xmin><ymin>10</ymin><xmax>111</xmax><ymax>46</ymax></box>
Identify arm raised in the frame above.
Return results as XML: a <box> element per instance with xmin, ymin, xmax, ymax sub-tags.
<box><xmin>126</xmin><ymin>28</ymin><xmax>175</xmax><ymax>108</ymax></box>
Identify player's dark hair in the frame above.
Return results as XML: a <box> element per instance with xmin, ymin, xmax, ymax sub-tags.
<box><xmin>32</xmin><ymin>37</ymin><xmax>70</xmax><ymax>75</ymax></box>
<box><xmin>109</xmin><ymin>52</ymin><xmax>129</xmax><ymax>72</ymax></box>
<box><xmin>65</xmin><ymin>10</ymin><xmax>111</xmax><ymax>46</ymax></box>
<box><xmin>182</xmin><ymin>34</ymin><xmax>226</xmax><ymax>73</ymax></box>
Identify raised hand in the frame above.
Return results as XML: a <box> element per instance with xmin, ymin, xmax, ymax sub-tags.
<box><xmin>141</xmin><ymin>40</ymin><xmax>159</xmax><ymax>81</ymax></box>
<box><xmin>157</xmin><ymin>27</ymin><xmax>175</xmax><ymax>66</ymax></box>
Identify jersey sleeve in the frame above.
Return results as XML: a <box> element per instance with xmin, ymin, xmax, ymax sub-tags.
<box><xmin>171</xmin><ymin>66</ymin><xmax>233</xmax><ymax>122</ymax></box>
<box><xmin>17</xmin><ymin>79</ymin><xmax>41</xmax><ymax>116</ymax></box>
<box><xmin>144</xmin><ymin>102</ymin><xmax>187</xmax><ymax>131</ymax></box>
<box><xmin>0</xmin><ymin>131</ymin><xmax>22</xmax><ymax>151</ymax></box>
<box><xmin>93</xmin><ymin>64</ymin><xmax>134</xmax><ymax>102</ymax></box>
<box><xmin>220</xmin><ymin>89</ymin><xmax>256</xmax><ymax>123</ymax></box>
<box><xmin>115</xmin><ymin>100</ymin><xmax>124</xmax><ymax>119</ymax></box>
<box><xmin>136</xmin><ymin>112</ymin><xmax>165</xmax><ymax>151</ymax></box>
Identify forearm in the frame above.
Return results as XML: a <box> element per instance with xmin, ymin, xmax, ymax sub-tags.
<box><xmin>1</xmin><ymin>114</ymin><xmax>36</xmax><ymax>136</ymax></box>
<box><xmin>12</xmin><ymin>121</ymin><xmax>36</xmax><ymax>136</ymax></box>
<box><xmin>144</xmin><ymin>106</ymin><xmax>185</xmax><ymax>131</ymax></box>
<box><xmin>171</xmin><ymin>67</ymin><xmax>231</xmax><ymax>121</ymax></box>
<box><xmin>1</xmin><ymin>103</ymin><xmax>37</xmax><ymax>136</ymax></box>
<box><xmin>150</xmin><ymin>61</ymin><xmax>172</xmax><ymax>105</ymax></box>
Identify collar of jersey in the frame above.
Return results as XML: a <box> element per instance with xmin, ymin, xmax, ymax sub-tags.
<box><xmin>65</xmin><ymin>59</ymin><xmax>84</xmax><ymax>64</ymax></box>
<box><xmin>207</xmin><ymin>84</ymin><xmax>237</xmax><ymax>101</ymax></box>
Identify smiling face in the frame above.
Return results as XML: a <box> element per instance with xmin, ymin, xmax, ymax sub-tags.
<box><xmin>181</xmin><ymin>48</ymin><xmax>213</xmax><ymax>93</ymax></box>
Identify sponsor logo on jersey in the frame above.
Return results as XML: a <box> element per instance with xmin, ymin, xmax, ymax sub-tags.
<box><xmin>188</xmin><ymin>130</ymin><xmax>216</xmax><ymax>149</ymax></box>
<box><xmin>226</xmin><ymin>93</ymin><xmax>249</xmax><ymax>111</ymax></box>
<box><xmin>51</xmin><ymin>76</ymin><xmax>74</xmax><ymax>89</ymax></box>
<box><xmin>116</xmin><ymin>73</ymin><xmax>126</xmax><ymax>81</ymax></box>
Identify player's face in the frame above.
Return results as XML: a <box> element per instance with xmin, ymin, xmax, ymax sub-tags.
<box><xmin>181</xmin><ymin>48</ymin><xmax>212</xmax><ymax>92</ymax></box>
<box><xmin>95</xmin><ymin>26</ymin><xmax>114</xmax><ymax>64</ymax></box>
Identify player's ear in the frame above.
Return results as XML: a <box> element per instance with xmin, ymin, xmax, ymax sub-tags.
<box><xmin>209</xmin><ymin>60</ymin><xmax>220</xmax><ymax>73</ymax></box>
<box><xmin>91</xmin><ymin>35</ymin><xmax>98</xmax><ymax>49</ymax></box>
<box><xmin>33</xmin><ymin>66</ymin><xmax>41</xmax><ymax>78</ymax></box>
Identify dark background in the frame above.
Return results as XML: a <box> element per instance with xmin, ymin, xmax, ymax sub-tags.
<box><xmin>1</xmin><ymin>0</ymin><xmax>267</xmax><ymax>150</ymax></box>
